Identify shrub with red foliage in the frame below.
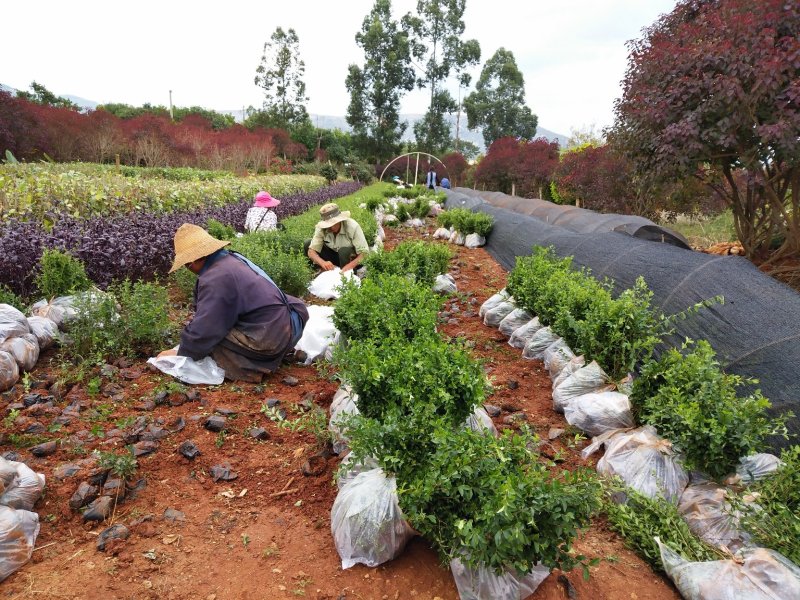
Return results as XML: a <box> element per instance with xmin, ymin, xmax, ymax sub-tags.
<box><xmin>0</xmin><ymin>92</ymin><xmax>47</xmax><ymax>160</ymax></box>
<box><xmin>554</xmin><ymin>145</ymin><xmax>636</xmax><ymax>213</ymax></box>
<box><xmin>441</xmin><ymin>152</ymin><xmax>468</xmax><ymax>187</ymax></box>
<box><xmin>475</xmin><ymin>137</ymin><xmax>518</xmax><ymax>194</ymax></box>
<box><xmin>514</xmin><ymin>138</ymin><xmax>559</xmax><ymax>198</ymax></box>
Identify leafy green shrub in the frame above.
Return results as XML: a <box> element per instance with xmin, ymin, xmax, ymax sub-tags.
<box><xmin>443</xmin><ymin>208</ymin><xmax>495</xmax><ymax>236</ymax></box>
<box><xmin>604</xmin><ymin>487</ymin><xmax>724</xmax><ymax>571</ymax></box>
<box><xmin>333</xmin><ymin>275</ymin><xmax>442</xmax><ymax>343</ymax></box>
<box><xmin>334</xmin><ymin>335</ymin><xmax>487</xmax><ymax>428</ymax></box>
<box><xmin>320</xmin><ymin>164</ymin><xmax>338</xmax><ymax>184</ymax></box>
<box><xmin>345</xmin><ymin>162</ymin><xmax>374</xmax><ymax>183</ymax></box>
<box><xmin>394</xmin><ymin>203</ymin><xmax>411</xmax><ymax>222</ymax></box>
<box><xmin>536</xmin><ymin>267</ymin><xmax>609</xmax><ymax>331</ymax></box>
<box><xmin>205</xmin><ymin>218</ymin><xmax>236</xmax><ymax>241</ymax></box>
<box><xmin>0</xmin><ymin>284</ymin><xmax>25</xmax><ymax>310</ymax></box>
<box><xmin>740</xmin><ymin>445</ymin><xmax>800</xmax><ymax>563</ymax></box>
<box><xmin>35</xmin><ymin>249</ymin><xmax>92</xmax><ymax>299</ymax></box>
<box><xmin>631</xmin><ymin>339</ymin><xmax>788</xmax><ymax>478</ymax></box>
<box><xmin>437</xmin><ymin>211</ymin><xmax>455</xmax><ymax>229</ymax></box>
<box><xmin>364</xmin><ymin>241</ymin><xmax>452</xmax><ymax>287</ymax></box>
<box><xmin>365</xmin><ymin>195</ymin><xmax>384</xmax><ymax>212</ymax></box>
<box><xmin>506</xmin><ymin>247</ymin><xmax>573</xmax><ymax>316</ymax></box>
<box><xmin>407</xmin><ymin>196</ymin><xmax>431</xmax><ymax>219</ymax></box>
<box><xmin>229</xmin><ymin>235</ymin><xmax>313</xmax><ymax>298</ymax></box>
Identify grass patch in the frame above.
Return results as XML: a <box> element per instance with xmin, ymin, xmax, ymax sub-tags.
<box><xmin>662</xmin><ymin>210</ymin><xmax>736</xmax><ymax>248</ymax></box>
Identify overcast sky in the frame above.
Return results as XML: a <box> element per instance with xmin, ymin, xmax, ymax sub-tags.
<box><xmin>3</xmin><ymin>0</ymin><xmax>676</xmax><ymax>136</ymax></box>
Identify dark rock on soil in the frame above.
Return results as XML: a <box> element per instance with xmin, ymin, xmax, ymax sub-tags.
<box><xmin>249</xmin><ymin>427</ymin><xmax>270</xmax><ymax>440</ymax></box>
<box><xmin>2</xmin><ymin>451</ymin><xmax>22</xmax><ymax>462</ymax></box>
<box><xmin>266</xmin><ymin>398</ymin><xmax>281</xmax><ymax>408</ymax></box>
<box><xmin>166</xmin><ymin>416</ymin><xmax>186</xmax><ymax>433</ymax></box>
<box><xmin>103</xmin><ymin>477</ymin><xmax>127</xmax><ymax>501</ymax></box>
<box><xmin>204</xmin><ymin>415</ymin><xmax>227</xmax><ymax>432</ymax></box>
<box><xmin>83</xmin><ymin>496</ymin><xmax>114</xmax><ymax>521</ymax></box>
<box><xmin>483</xmin><ymin>404</ymin><xmax>502</xmax><ymax>418</ymax></box>
<box><xmin>209</xmin><ymin>463</ymin><xmax>238</xmax><ymax>482</ymax></box>
<box><xmin>134</xmin><ymin>400</ymin><xmax>156</xmax><ymax>411</ymax></box>
<box><xmin>22</xmin><ymin>421</ymin><xmax>46</xmax><ymax>435</ymax></box>
<box><xmin>54</xmin><ymin>463</ymin><xmax>82</xmax><ymax>480</ymax></box>
<box><xmin>178</xmin><ymin>440</ymin><xmax>201</xmax><ymax>460</ymax></box>
<box><xmin>163</xmin><ymin>508</ymin><xmax>186</xmax><ymax>523</ymax></box>
<box><xmin>97</xmin><ymin>523</ymin><xmax>130</xmax><ymax>552</ymax></box>
<box><xmin>214</xmin><ymin>407</ymin><xmax>237</xmax><ymax>416</ymax></box>
<box><xmin>548</xmin><ymin>427</ymin><xmax>565</xmax><ymax>440</ymax></box>
<box><xmin>298</xmin><ymin>393</ymin><xmax>315</xmax><ymax>412</ymax></box>
<box><xmin>22</xmin><ymin>392</ymin><xmax>53</xmax><ymax>407</ymax></box>
<box><xmin>30</xmin><ymin>440</ymin><xmax>58</xmax><ymax>457</ymax></box>
<box><xmin>86</xmin><ymin>467</ymin><xmax>111</xmax><ymax>487</ymax></box>
<box><xmin>282</xmin><ymin>376</ymin><xmax>299</xmax><ymax>387</ymax></box>
<box><xmin>154</xmin><ymin>391</ymin><xmax>169</xmax><ymax>405</ymax></box>
<box><xmin>507</xmin><ymin>380</ymin><xmax>519</xmax><ymax>390</ymax></box>
<box><xmin>53</xmin><ymin>414</ymin><xmax>73</xmax><ymax>426</ymax></box>
<box><xmin>133</xmin><ymin>440</ymin><xmax>159</xmax><ymax>457</ymax></box>
<box><xmin>69</xmin><ymin>482</ymin><xmax>99</xmax><ymax>510</ymax></box>
<box><xmin>301</xmin><ymin>455</ymin><xmax>327</xmax><ymax>477</ymax></box>
<box><xmin>119</xmin><ymin>367</ymin><xmax>142</xmax><ymax>380</ymax></box>
<box><xmin>502</xmin><ymin>412</ymin><xmax>527</xmax><ymax>426</ymax></box>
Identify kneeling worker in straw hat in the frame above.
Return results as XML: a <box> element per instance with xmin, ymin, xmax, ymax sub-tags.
<box><xmin>158</xmin><ymin>224</ymin><xmax>309</xmax><ymax>383</ymax></box>
<box><xmin>304</xmin><ymin>203</ymin><xmax>369</xmax><ymax>272</ymax></box>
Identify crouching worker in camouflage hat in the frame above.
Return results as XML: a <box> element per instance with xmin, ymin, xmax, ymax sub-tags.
<box><xmin>157</xmin><ymin>224</ymin><xmax>309</xmax><ymax>383</ymax></box>
<box><xmin>303</xmin><ymin>203</ymin><xmax>369</xmax><ymax>272</ymax></box>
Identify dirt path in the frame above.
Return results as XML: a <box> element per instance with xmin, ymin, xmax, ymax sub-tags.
<box><xmin>0</xmin><ymin>222</ymin><xmax>680</xmax><ymax>600</ymax></box>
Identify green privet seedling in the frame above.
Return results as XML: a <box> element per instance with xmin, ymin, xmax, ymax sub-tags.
<box><xmin>34</xmin><ymin>248</ymin><xmax>92</xmax><ymax>299</ymax></box>
<box><xmin>97</xmin><ymin>448</ymin><xmax>138</xmax><ymax>481</ymax></box>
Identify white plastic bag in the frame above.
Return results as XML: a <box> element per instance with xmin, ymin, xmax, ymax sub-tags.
<box><xmin>29</xmin><ymin>295</ymin><xmax>82</xmax><ymax>329</ymax></box>
<box><xmin>543</xmin><ymin>339</ymin><xmax>576</xmax><ymax>380</ymax></box>
<box><xmin>0</xmin><ymin>334</ymin><xmax>39</xmax><ymax>372</ymax></box>
<box><xmin>26</xmin><ymin>316</ymin><xmax>59</xmax><ymax>350</ymax></box>
<box><xmin>0</xmin><ymin>351</ymin><xmax>19</xmax><ymax>393</ymax></box>
<box><xmin>0</xmin><ymin>458</ymin><xmax>46</xmax><ymax>511</ymax></box>
<box><xmin>0</xmin><ymin>505</ymin><xmax>40</xmax><ymax>582</ymax></box>
<box><xmin>584</xmin><ymin>426</ymin><xmax>688</xmax><ymax>503</ymax></box>
<box><xmin>331</xmin><ymin>469</ymin><xmax>416</xmax><ymax>569</ymax></box>
<box><xmin>146</xmin><ymin>351</ymin><xmax>225</xmax><ymax>385</ymax></box>
<box><xmin>678</xmin><ymin>481</ymin><xmax>750</xmax><ymax>551</ymax></box>
<box><xmin>464</xmin><ymin>233</ymin><xmax>486</xmax><ymax>248</ymax></box>
<box><xmin>294</xmin><ymin>305</ymin><xmax>337</xmax><ymax>365</ymax></box>
<box><xmin>433</xmin><ymin>227</ymin><xmax>452</xmax><ymax>240</ymax></box>
<box><xmin>657</xmin><ymin>537</ymin><xmax>800</xmax><ymax>600</ymax></box>
<box><xmin>0</xmin><ymin>304</ymin><xmax>30</xmax><ymax>345</ymax></box>
<box><xmin>450</xmin><ymin>557</ymin><xmax>550</xmax><ymax>600</ymax></box>
<box><xmin>552</xmin><ymin>361</ymin><xmax>611</xmax><ymax>413</ymax></box>
<box><xmin>563</xmin><ymin>392</ymin><xmax>635</xmax><ymax>437</ymax></box>
<box><xmin>465</xmin><ymin>407</ymin><xmax>498</xmax><ymax>437</ymax></box>
<box><xmin>479</xmin><ymin>290</ymin><xmax>510</xmax><ymax>319</ymax></box>
<box><xmin>406</xmin><ymin>218</ymin><xmax>425</xmax><ymax>228</ymax></box>
<box><xmin>553</xmin><ymin>356</ymin><xmax>586</xmax><ymax>389</ymax></box>
<box><xmin>508</xmin><ymin>318</ymin><xmax>542</xmax><ymax>349</ymax></box>
<box><xmin>307</xmin><ymin>268</ymin><xmax>359</xmax><ymax>300</ymax></box>
<box><xmin>449</xmin><ymin>231</ymin><xmax>466</xmax><ymax>245</ymax></box>
<box><xmin>522</xmin><ymin>327</ymin><xmax>560</xmax><ymax>360</ymax></box>
<box><xmin>336</xmin><ymin>453</ymin><xmax>380</xmax><ymax>490</ymax></box>
<box><xmin>329</xmin><ymin>386</ymin><xmax>360</xmax><ymax>455</ymax></box>
<box><xmin>433</xmin><ymin>274</ymin><xmax>457</xmax><ymax>294</ymax></box>
<box><xmin>498</xmin><ymin>309</ymin><xmax>533</xmax><ymax>338</ymax></box>
<box><xmin>483</xmin><ymin>301</ymin><xmax>516</xmax><ymax>327</ymax></box>
<box><xmin>732</xmin><ymin>453</ymin><xmax>783</xmax><ymax>484</ymax></box>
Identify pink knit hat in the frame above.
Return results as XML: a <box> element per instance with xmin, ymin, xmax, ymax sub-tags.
<box><xmin>253</xmin><ymin>191</ymin><xmax>280</xmax><ymax>208</ymax></box>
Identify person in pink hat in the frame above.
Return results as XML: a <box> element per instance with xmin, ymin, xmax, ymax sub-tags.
<box><xmin>244</xmin><ymin>191</ymin><xmax>281</xmax><ymax>232</ymax></box>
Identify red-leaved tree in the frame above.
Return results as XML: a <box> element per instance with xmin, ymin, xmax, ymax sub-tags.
<box><xmin>475</xmin><ymin>137</ymin><xmax>519</xmax><ymax>194</ymax></box>
<box><xmin>611</xmin><ymin>0</ymin><xmax>800</xmax><ymax>277</ymax></box>
<box><xmin>441</xmin><ymin>152</ymin><xmax>468</xmax><ymax>187</ymax></box>
<box><xmin>514</xmin><ymin>138</ymin><xmax>559</xmax><ymax>198</ymax></box>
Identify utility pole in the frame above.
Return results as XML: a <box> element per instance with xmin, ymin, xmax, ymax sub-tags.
<box><xmin>169</xmin><ymin>90</ymin><xmax>174</xmax><ymax>120</ymax></box>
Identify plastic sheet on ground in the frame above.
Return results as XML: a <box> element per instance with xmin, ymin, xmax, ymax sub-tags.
<box><xmin>730</xmin><ymin>453</ymin><xmax>784</xmax><ymax>485</ymax></box>
<box><xmin>330</xmin><ymin>386</ymin><xmax>360</xmax><ymax>455</ymax></box>
<box><xmin>450</xmin><ymin>557</ymin><xmax>550</xmax><ymax>600</ymax></box>
<box><xmin>307</xmin><ymin>268</ymin><xmax>360</xmax><ymax>300</ymax></box>
<box><xmin>479</xmin><ymin>290</ymin><xmax>510</xmax><ymax>319</ymax></box>
<box><xmin>406</xmin><ymin>218</ymin><xmax>425</xmax><ymax>228</ymax></box>
<box><xmin>498</xmin><ymin>309</ymin><xmax>533</xmax><ymax>338</ymax></box>
<box><xmin>0</xmin><ymin>458</ymin><xmax>46</xmax><ymax>511</ymax></box>
<box><xmin>483</xmin><ymin>301</ymin><xmax>516</xmax><ymax>328</ymax></box>
<box><xmin>26</xmin><ymin>316</ymin><xmax>59</xmax><ymax>351</ymax></box>
<box><xmin>553</xmin><ymin>356</ymin><xmax>586</xmax><ymax>390</ymax></box>
<box><xmin>433</xmin><ymin>273</ymin><xmax>457</xmax><ymax>295</ymax></box>
<box><xmin>336</xmin><ymin>453</ymin><xmax>380</xmax><ymax>490</ymax></box>
<box><xmin>0</xmin><ymin>304</ymin><xmax>30</xmax><ymax>345</ymax></box>
<box><xmin>521</xmin><ymin>327</ymin><xmax>560</xmax><ymax>360</ymax></box>
<box><xmin>465</xmin><ymin>407</ymin><xmax>498</xmax><ymax>437</ymax></box>
<box><xmin>433</xmin><ymin>227</ymin><xmax>452</xmax><ymax>240</ymax></box>
<box><xmin>0</xmin><ymin>351</ymin><xmax>19</xmax><ymax>393</ymax></box>
<box><xmin>543</xmin><ymin>339</ymin><xmax>576</xmax><ymax>380</ymax></box>
<box><xmin>146</xmin><ymin>351</ymin><xmax>225</xmax><ymax>385</ymax></box>
<box><xmin>0</xmin><ymin>505</ymin><xmax>40</xmax><ymax>582</ymax></box>
<box><xmin>508</xmin><ymin>317</ymin><xmax>543</xmax><ymax>349</ymax></box>
<box><xmin>0</xmin><ymin>334</ymin><xmax>39</xmax><ymax>372</ymax></box>
<box><xmin>464</xmin><ymin>233</ymin><xmax>486</xmax><ymax>248</ymax></box>
<box><xmin>450</xmin><ymin>231</ymin><xmax>466</xmax><ymax>246</ymax></box>
<box><xmin>563</xmin><ymin>391</ymin><xmax>635</xmax><ymax>437</ymax></box>
<box><xmin>657</xmin><ymin>537</ymin><xmax>800</xmax><ymax>600</ymax></box>
<box><xmin>552</xmin><ymin>361</ymin><xmax>611</xmax><ymax>413</ymax></box>
<box><xmin>678</xmin><ymin>481</ymin><xmax>750</xmax><ymax>552</ymax></box>
<box><xmin>29</xmin><ymin>296</ymin><xmax>82</xmax><ymax>329</ymax></box>
<box><xmin>294</xmin><ymin>305</ymin><xmax>337</xmax><ymax>365</ymax></box>
<box><xmin>584</xmin><ymin>426</ymin><xmax>688</xmax><ymax>503</ymax></box>
<box><xmin>331</xmin><ymin>469</ymin><xmax>416</xmax><ymax>569</ymax></box>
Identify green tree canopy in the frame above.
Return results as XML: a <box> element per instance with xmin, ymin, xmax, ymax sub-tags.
<box><xmin>17</xmin><ymin>81</ymin><xmax>79</xmax><ymax>111</ymax></box>
<box><xmin>255</xmin><ymin>27</ymin><xmax>310</xmax><ymax>130</ymax></box>
<box><xmin>463</xmin><ymin>48</ymin><xmax>537</xmax><ymax>148</ymax></box>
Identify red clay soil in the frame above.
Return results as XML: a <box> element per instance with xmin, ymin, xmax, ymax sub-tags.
<box><xmin>0</xmin><ymin>221</ymin><xmax>680</xmax><ymax>600</ymax></box>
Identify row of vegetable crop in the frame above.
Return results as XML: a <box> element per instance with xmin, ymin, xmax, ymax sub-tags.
<box><xmin>0</xmin><ymin>180</ymin><xmax>363</xmax><ymax>299</ymax></box>
<box><xmin>331</xmin><ymin>245</ymin><xmax>602</xmax><ymax>577</ymax></box>
<box><xmin>0</xmin><ymin>162</ymin><xmax>327</xmax><ymax>223</ymax></box>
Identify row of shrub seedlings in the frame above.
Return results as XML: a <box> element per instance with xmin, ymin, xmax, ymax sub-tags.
<box><xmin>323</xmin><ymin>240</ymin><xmax>602</xmax><ymax>600</ymax></box>
<box><xmin>481</xmin><ymin>246</ymin><xmax>800</xmax><ymax>599</ymax></box>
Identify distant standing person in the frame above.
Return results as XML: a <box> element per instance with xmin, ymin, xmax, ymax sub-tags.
<box><xmin>426</xmin><ymin>166</ymin><xmax>437</xmax><ymax>190</ymax></box>
<box><xmin>244</xmin><ymin>191</ymin><xmax>280</xmax><ymax>232</ymax></box>
<box><xmin>304</xmin><ymin>203</ymin><xmax>369</xmax><ymax>272</ymax></box>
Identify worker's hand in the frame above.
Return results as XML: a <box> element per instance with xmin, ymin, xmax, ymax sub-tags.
<box><xmin>341</xmin><ymin>263</ymin><xmax>353</xmax><ymax>272</ymax></box>
<box><xmin>320</xmin><ymin>260</ymin><xmax>335</xmax><ymax>271</ymax></box>
<box><xmin>157</xmin><ymin>348</ymin><xmax>178</xmax><ymax>359</ymax></box>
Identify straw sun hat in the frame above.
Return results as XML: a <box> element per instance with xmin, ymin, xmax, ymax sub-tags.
<box><xmin>318</xmin><ymin>203</ymin><xmax>350</xmax><ymax>229</ymax></box>
<box><xmin>169</xmin><ymin>223</ymin><xmax>230</xmax><ymax>273</ymax></box>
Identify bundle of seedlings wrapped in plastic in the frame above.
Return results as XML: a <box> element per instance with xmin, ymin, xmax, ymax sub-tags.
<box><xmin>0</xmin><ymin>457</ymin><xmax>46</xmax><ymax>581</ymax></box>
<box><xmin>436</xmin><ymin>208</ymin><xmax>494</xmax><ymax>248</ymax></box>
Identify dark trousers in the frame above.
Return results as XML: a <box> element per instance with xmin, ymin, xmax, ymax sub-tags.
<box><xmin>303</xmin><ymin>240</ymin><xmax>355</xmax><ymax>268</ymax></box>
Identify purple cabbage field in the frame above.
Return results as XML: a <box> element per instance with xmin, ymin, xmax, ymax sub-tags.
<box><xmin>0</xmin><ymin>181</ymin><xmax>362</xmax><ymax>297</ymax></box>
